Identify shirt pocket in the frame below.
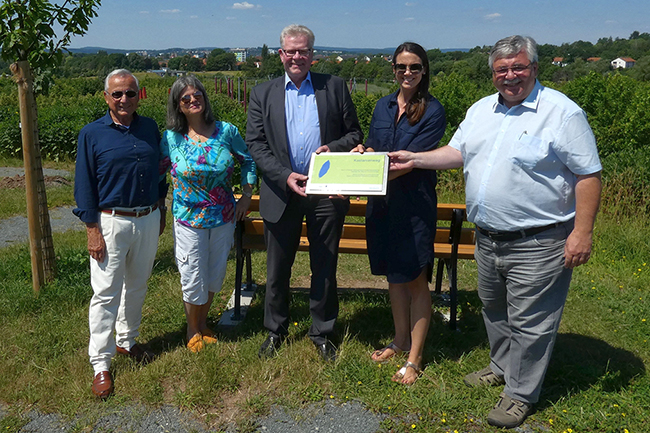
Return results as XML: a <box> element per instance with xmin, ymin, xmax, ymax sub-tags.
<box><xmin>511</xmin><ymin>134</ymin><xmax>549</xmax><ymax>170</ymax></box>
<box><xmin>368</xmin><ymin>120</ymin><xmax>394</xmax><ymax>151</ymax></box>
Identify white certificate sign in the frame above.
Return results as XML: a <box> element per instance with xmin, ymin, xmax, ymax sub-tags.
<box><xmin>305</xmin><ymin>152</ymin><xmax>389</xmax><ymax>195</ymax></box>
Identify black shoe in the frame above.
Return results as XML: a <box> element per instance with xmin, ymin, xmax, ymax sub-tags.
<box><xmin>258</xmin><ymin>335</ymin><xmax>283</xmax><ymax>359</ymax></box>
<box><xmin>313</xmin><ymin>339</ymin><xmax>337</xmax><ymax>362</ymax></box>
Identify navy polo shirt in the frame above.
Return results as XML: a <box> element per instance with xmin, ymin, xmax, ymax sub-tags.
<box><xmin>73</xmin><ymin>111</ymin><xmax>168</xmax><ymax>224</ymax></box>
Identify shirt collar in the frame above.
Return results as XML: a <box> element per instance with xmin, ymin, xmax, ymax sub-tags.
<box><xmin>387</xmin><ymin>90</ymin><xmax>400</xmax><ymax>107</ymax></box>
<box><xmin>493</xmin><ymin>80</ymin><xmax>542</xmax><ymax>112</ymax></box>
<box><xmin>285</xmin><ymin>72</ymin><xmax>313</xmax><ymax>90</ymax></box>
<box><xmin>100</xmin><ymin>110</ymin><xmax>139</xmax><ymax>128</ymax></box>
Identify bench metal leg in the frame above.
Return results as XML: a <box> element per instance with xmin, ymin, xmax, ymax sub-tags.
<box><xmin>245</xmin><ymin>249</ymin><xmax>253</xmax><ymax>290</ymax></box>
<box><xmin>435</xmin><ymin>258</ymin><xmax>445</xmax><ymax>295</ymax></box>
<box><xmin>232</xmin><ymin>222</ymin><xmax>244</xmax><ymax>321</ymax></box>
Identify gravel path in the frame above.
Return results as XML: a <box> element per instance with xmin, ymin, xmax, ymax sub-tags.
<box><xmin>0</xmin><ymin>401</ymin><xmax>385</xmax><ymax>432</ymax></box>
<box><xmin>0</xmin><ymin>205</ymin><xmax>84</xmax><ymax>248</ymax></box>
<box><xmin>0</xmin><ymin>167</ymin><xmax>83</xmax><ymax>248</ymax></box>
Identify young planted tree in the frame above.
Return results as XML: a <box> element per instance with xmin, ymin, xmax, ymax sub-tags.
<box><xmin>0</xmin><ymin>0</ymin><xmax>101</xmax><ymax>292</ymax></box>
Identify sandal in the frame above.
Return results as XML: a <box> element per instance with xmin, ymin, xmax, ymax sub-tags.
<box><xmin>392</xmin><ymin>361</ymin><xmax>422</xmax><ymax>385</ymax></box>
<box><xmin>201</xmin><ymin>328</ymin><xmax>218</xmax><ymax>344</ymax></box>
<box><xmin>371</xmin><ymin>341</ymin><xmax>409</xmax><ymax>362</ymax></box>
<box><xmin>187</xmin><ymin>333</ymin><xmax>205</xmax><ymax>353</ymax></box>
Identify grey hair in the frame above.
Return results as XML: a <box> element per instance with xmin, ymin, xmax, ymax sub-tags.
<box><xmin>166</xmin><ymin>75</ymin><xmax>216</xmax><ymax>134</ymax></box>
<box><xmin>104</xmin><ymin>69</ymin><xmax>139</xmax><ymax>91</ymax></box>
<box><xmin>488</xmin><ymin>35</ymin><xmax>538</xmax><ymax>68</ymax></box>
<box><xmin>280</xmin><ymin>24</ymin><xmax>315</xmax><ymax>49</ymax></box>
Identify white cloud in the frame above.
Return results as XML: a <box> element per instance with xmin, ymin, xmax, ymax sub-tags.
<box><xmin>405</xmin><ymin>2</ymin><xmax>416</xmax><ymax>6</ymax></box>
<box><xmin>139</xmin><ymin>11</ymin><xmax>150</xmax><ymax>14</ymax></box>
<box><xmin>190</xmin><ymin>15</ymin><xmax>198</xmax><ymax>19</ymax></box>
<box><xmin>160</xmin><ymin>9</ymin><xmax>181</xmax><ymax>13</ymax></box>
<box><xmin>403</xmin><ymin>17</ymin><xmax>415</xmax><ymax>21</ymax></box>
<box><xmin>232</xmin><ymin>2</ymin><xmax>257</xmax><ymax>9</ymax></box>
<box><xmin>484</xmin><ymin>13</ymin><xmax>501</xmax><ymax>20</ymax></box>
<box><xmin>226</xmin><ymin>16</ymin><xmax>237</xmax><ymax>20</ymax></box>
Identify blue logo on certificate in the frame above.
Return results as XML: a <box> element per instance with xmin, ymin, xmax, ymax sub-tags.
<box><xmin>318</xmin><ymin>160</ymin><xmax>330</xmax><ymax>178</ymax></box>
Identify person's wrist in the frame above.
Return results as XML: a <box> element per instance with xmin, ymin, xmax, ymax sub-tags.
<box><xmin>242</xmin><ymin>190</ymin><xmax>253</xmax><ymax>198</ymax></box>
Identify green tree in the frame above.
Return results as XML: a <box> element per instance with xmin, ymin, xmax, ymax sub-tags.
<box><xmin>630</xmin><ymin>55</ymin><xmax>650</xmax><ymax>81</ymax></box>
<box><xmin>0</xmin><ymin>0</ymin><xmax>101</xmax><ymax>92</ymax></box>
<box><xmin>0</xmin><ymin>0</ymin><xmax>101</xmax><ymax>291</ymax></box>
<box><xmin>206</xmin><ymin>50</ymin><xmax>236</xmax><ymax>71</ymax></box>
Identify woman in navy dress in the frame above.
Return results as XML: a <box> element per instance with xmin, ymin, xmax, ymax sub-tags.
<box><xmin>353</xmin><ymin>42</ymin><xmax>446</xmax><ymax>384</ymax></box>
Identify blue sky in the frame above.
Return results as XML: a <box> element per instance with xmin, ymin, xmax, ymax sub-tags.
<box><xmin>69</xmin><ymin>0</ymin><xmax>650</xmax><ymax>51</ymax></box>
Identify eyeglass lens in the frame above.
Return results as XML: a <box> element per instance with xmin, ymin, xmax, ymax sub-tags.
<box><xmin>180</xmin><ymin>91</ymin><xmax>203</xmax><ymax>104</ymax></box>
<box><xmin>394</xmin><ymin>63</ymin><xmax>423</xmax><ymax>73</ymax></box>
<box><xmin>110</xmin><ymin>90</ymin><xmax>138</xmax><ymax>99</ymax></box>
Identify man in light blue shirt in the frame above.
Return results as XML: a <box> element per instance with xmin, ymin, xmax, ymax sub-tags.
<box><xmin>247</xmin><ymin>24</ymin><xmax>363</xmax><ymax>362</ymax></box>
<box><xmin>389</xmin><ymin>35</ymin><xmax>601</xmax><ymax>429</ymax></box>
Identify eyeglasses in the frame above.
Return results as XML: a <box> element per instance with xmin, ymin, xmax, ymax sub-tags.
<box><xmin>282</xmin><ymin>49</ymin><xmax>312</xmax><ymax>58</ymax></box>
<box><xmin>492</xmin><ymin>63</ymin><xmax>533</xmax><ymax>77</ymax></box>
<box><xmin>394</xmin><ymin>63</ymin><xmax>423</xmax><ymax>74</ymax></box>
<box><xmin>180</xmin><ymin>91</ymin><xmax>204</xmax><ymax>104</ymax></box>
<box><xmin>109</xmin><ymin>90</ymin><xmax>138</xmax><ymax>99</ymax></box>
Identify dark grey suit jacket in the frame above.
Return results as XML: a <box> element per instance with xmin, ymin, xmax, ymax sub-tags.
<box><xmin>246</xmin><ymin>72</ymin><xmax>363</xmax><ymax>223</ymax></box>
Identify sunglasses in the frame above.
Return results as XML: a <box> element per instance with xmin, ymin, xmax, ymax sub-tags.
<box><xmin>109</xmin><ymin>90</ymin><xmax>138</xmax><ymax>99</ymax></box>
<box><xmin>180</xmin><ymin>91</ymin><xmax>204</xmax><ymax>104</ymax></box>
<box><xmin>394</xmin><ymin>63</ymin><xmax>423</xmax><ymax>73</ymax></box>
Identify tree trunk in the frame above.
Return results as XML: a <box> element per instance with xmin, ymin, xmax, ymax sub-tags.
<box><xmin>11</xmin><ymin>60</ymin><xmax>56</xmax><ymax>292</ymax></box>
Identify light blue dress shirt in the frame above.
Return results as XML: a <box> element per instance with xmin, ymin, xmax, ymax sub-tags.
<box><xmin>284</xmin><ymin>72</ymin><xmax>321</xmax><ymax>175</ymax></box>
<box><xmin>448</xmin><ymin>80</ymin><xmax>602</xmax><ymax>232</ymax></box>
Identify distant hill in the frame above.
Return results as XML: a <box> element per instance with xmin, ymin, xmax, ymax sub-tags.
<box><xmin>68</xmin><ymin>46</ymin><xmax>470</xmax><ymax>55</ymax></box>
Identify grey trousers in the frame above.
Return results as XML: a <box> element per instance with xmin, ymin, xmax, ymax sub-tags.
<box><xmin>475</xmin><ymin>221</ymin><xmax>574</xmax><ymax>404</ymax></box>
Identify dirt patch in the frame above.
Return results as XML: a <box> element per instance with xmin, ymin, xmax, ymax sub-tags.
<box><xmin>0</xmin><ymin>174</ymin><xmax>72</xmax><ymax>189</ymax></box>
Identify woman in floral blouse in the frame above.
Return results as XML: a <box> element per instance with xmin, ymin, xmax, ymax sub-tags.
<box><xmin>161</xmin><ymin>75</ymin><xmax>257</xmax><ymax>352</ymax></box>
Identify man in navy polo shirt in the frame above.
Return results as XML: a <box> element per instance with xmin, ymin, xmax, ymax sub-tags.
<box><xmin>74</xmin><ymin>69</ymin><xmax>167</xmax><ymax>399</ymax></box>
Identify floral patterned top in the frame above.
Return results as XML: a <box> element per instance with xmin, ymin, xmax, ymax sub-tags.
<box><xmin>160</xmin><ymin>121</ymin><xmax>257</xmax><ymax>229</ymax></box>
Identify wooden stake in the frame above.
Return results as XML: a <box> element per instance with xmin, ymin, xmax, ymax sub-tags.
<box><xmin>11</xmin><ymin>60</ymin><xmax>56</xmax><ymax>292</ymax></box>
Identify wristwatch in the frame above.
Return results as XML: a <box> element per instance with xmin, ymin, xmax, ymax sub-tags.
<box><xmin>242</xmin><ymin>190</ymin><xmax>253</xmax><ymax>198</ymax></box>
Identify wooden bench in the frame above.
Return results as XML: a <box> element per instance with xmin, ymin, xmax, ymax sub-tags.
<box><xmin>232</xmin><ymin>195</ymin><xmax>475</xmax><ymax>329</ymax></box>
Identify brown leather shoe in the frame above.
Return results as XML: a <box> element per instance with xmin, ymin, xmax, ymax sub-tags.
<box><xmin>116</xmin><ymin>344</ymin><xmax>155</xmax><ymax>364</ymax></box>
<box><xmin>91</xmin><ymin>371</ymin><xmax>114</xmax><ymax>399</ymax></box>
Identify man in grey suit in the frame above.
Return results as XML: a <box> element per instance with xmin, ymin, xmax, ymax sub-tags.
<box><xmin>246</xmin><ymin>24</ymin><xmax>363</xmax><ymax>361</ymax></box>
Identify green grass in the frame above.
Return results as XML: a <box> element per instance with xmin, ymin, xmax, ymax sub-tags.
<box><xmin>0</xmin><ymin>199</ymin><xmax>648</xmax><ymax>432</ymax></box>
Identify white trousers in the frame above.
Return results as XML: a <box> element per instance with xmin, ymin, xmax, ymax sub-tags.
<box><xmin>88</xmin><ymin>209</ymin><xmax>160</xmax><ymax>374</ymax></box>
<box><xmin>173</xmin><ymin>220</ymin><xmax>235</xmax><ymax>305</ymax></box>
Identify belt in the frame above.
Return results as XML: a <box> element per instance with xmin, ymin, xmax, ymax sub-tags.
<box><xmin>476</xmin><ymin>222</ymin><xmax>562</xmax><ymax>242</ymax></box>
<box><xmin>101</xmin><ymin>204</ymin><xmax>158</xmax><ymax>218</ymax></box>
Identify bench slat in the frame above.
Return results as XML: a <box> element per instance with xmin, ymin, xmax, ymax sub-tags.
<box><xmin>236</xmin><ymin>195</ymin><xmax>467</xmax><ymax>222</ymax></box>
